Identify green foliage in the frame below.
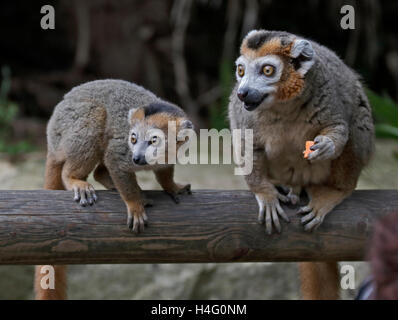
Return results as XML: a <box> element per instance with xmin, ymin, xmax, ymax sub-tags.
<box><xmin>367</xmin><ymin>89</ymin><xmax>398</xmax><ymax>139</ymax></box>
<box><xmin>0</xmin><ymin>140</ymin><xmax>34</xmax><ymax>154</ymax></box>
<box><xmin>0</xmin><ymin>66</ymin><xmax>35</xmax><ymax>154</ymax></box>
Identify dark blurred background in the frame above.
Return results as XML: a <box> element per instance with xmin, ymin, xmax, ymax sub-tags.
<box><xmin>0</xmin><ymin>0</ymin><xmax>397</xmax><ymax>300</ymax></box>
<box><xmin>1</xmin><ymin>0</ymin><xmax>398</xmax><ymax>145</ymax></box>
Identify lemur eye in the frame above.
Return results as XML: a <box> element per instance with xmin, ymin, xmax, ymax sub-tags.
<box><xmin>237</xmin><ymin>64</ymin><xmax>245</xmax><ymax>77</ymax></box>
<box><xmin>263</xmin><ymin>65</ymin><xmax>275</xmax><ymax>76</ymax></box>
<box><xmin>150</xmin><ymin>136</ymin><xmax>158</xmax><ymax>145</ymax></box>
<box><xmin>131</xmin><ymin>133</ymin><xmax>137</xmax><ymax>144</ymax></box>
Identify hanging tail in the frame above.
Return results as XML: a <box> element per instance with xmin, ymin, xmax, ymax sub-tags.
<box><xmin>299</xmin><ymin>262</ymin><xmax>340</xmax><ymax>300</ymax></box>
<box><xmin>34</xmin><ymin>154</ymin><xmax>67</xmax><ymax>300</ymax></box>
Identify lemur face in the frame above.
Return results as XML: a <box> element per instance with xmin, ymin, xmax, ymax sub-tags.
<box><xmin>128</xmin><ymin>103</ymin><xmax>193</xmax><ymax>166</ymax></box>
<box><xmin>128</xmin><ymin>120</ymin><xmax>164</xmax><ymax>166</ymax></box>
<box><xmin>236</xmin><ymin>30</ymin><xmax>315</xmax><ymax>111</ymax></box>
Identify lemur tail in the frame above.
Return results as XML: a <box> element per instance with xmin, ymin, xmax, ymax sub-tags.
<box><xmin>34</xmin><ymin>154</ymin><xmax>67</xmax><ymax>300</ymax></box>
<box><xmin>299</xmin><ymin>262</ymin><xmax>339</xmax><ymax>300</ymax></box>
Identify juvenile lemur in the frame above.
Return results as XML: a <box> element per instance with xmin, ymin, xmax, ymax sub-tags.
<box><xmin>35</xmin><ymin>79</ymin><xmax>192</xmax><ymax>299</ymax></box>
<box><xmin>228</xmin><ymin>30</ymin><xmax>374</xmax><ymax>299</ymax></box>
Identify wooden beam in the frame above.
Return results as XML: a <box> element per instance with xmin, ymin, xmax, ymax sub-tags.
<box><xmin>0</xmin><ymin>190</ymin><xmax>397</xmax><ymax>265</ymax></box>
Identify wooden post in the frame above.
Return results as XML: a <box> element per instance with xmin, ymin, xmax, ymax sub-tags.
<box><xmin>0</xmin><ymin>190</ymin><xmax>397</xmax><ymax>264</ymax></box>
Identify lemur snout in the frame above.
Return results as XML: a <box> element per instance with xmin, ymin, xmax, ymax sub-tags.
<box><xmin>133</xmin><ymin>154</ymin><xmax>147</xmax><ymax>165</ymax></box>
<box><xmin>237</xmin><ymin>88</ymin><xmax>249</xmax><ymax>100</ymax></box>
<box><xmin>237</xmin><ymin>88</ymin><xmax>268</xmax><ymax>111</ymax></box>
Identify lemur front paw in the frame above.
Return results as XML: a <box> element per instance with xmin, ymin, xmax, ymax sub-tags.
<box><xmin>297</xmin><ymin>203</ymin><xmax>327</xmax><ymax>232</ymax></box>
<box><xmin>126</xmin><ymin>201</ymin><xmax>148</xmax><ymax>234</ymax></box>
<box><xmin>165</xmin><ymin>183</ymin><xmax>192</xmax><ymax>204</ymax></box>
<box><xmin>255</xmin><ymin>192</ymin><xmax>290</xmax><ymax>235</ymax></box>
<box><xmin>72</xmin><ymin>181</ymin><xmax>97</xmax><ymax>206</ymax></box>
<box><xmin>307</xmin><ymin>135</ymin><xmax>335</xmax><ymax>162</ymax></box>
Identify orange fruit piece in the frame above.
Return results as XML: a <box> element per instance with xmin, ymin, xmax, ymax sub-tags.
<box><xmin>303</xmin><ymin>141</ymin><xmax>315</xmax><ymax>159</ymax></box>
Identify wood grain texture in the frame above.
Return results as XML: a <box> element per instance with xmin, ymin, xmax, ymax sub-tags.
<box><xmin>0</xmin><ymin>190</ymin><xmax>397</xmax><ymax>264</ymax></box>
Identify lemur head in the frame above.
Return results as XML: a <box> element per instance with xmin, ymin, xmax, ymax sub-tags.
<box><xmin>236</xmin><ymin>30</ymin><xmax>315</xmax><ymax>111</ymax></box>
<box><xmin>128</xmin><ymin>102</ymin><xmax>193</xmax><ymax>166</ymax></box>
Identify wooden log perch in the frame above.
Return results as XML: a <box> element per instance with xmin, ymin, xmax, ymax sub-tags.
<box><xmin>0</xmin><ymin>190</ymin><xmax>397</xmax><ymax>265</ymax></box>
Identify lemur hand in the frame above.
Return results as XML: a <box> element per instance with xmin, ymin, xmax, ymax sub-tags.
<box><xmin>255</xmin><ymin>191</ymin><xmax>290</xmax><ymax>235</ymax></box>
<box><xmin>307</xmin><ymin>135</ymin><xmax>335</xmax><ymax>162</ymax></box>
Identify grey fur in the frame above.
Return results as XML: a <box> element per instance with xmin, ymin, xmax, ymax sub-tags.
<box><xmin>47</xmin><ymin>79</ymin><xmax>191</xmax><ymax>233</ymax></box>
<box><xmin>229</xmin><ymin>30</ymin><xmax>374</xmax><ymax>234</ymax></box>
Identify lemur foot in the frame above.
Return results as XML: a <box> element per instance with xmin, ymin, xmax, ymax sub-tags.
<box><xmin>277</xmin><ymin>185</ymin><xmax>300</xmax><ymax>205</ymax></box>
<box><xmin>72</xmin><ymin>181</ymin><xmax>97</xmax><ymax>206</ymax></box>
<box><xmin>166</xmin><ymin>183</ymin><xmax>191</xmax><ymax>204</ymax></box>
<box><xmin>255</xmin><ymin>192</ymin><xmax>290</xmax><ymax>235</ymax></box>
<box><xmin>126</xmin><ymin>201</ymin><xmax>148</xmax><ymax>234</ymax></box>
<box><xmin>297</xmin><ymin>203</ymin><xmax>327</xmax><ymax>232</ymax></box>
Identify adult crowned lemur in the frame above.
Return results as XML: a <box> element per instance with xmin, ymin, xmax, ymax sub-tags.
<box><xmin>228</xmin><ymin>30</ymin><xmax>374</xmax><ymax>299</ymax></box>
<box><xmin>35</xmin><ymin>79</ymin><xmax>193</xmax><ymax>299</ymax></box>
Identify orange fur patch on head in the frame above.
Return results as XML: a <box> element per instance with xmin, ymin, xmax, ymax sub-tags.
<box><xmin>130</xmin><ymin>107</ymin><xmax>145</xmax><ymax>122</ymax></box>
<box><xmin>146</xmin><ymin>113</ymin><xmax>175</xmax><ymax>131</ymax></box>
<box><xmin>241</xmin><ymin>37</ymin><xmax>293</xmax><ymax>59</ymax></box>
<box><xmin>146</xmin><ymin>114</ymin><xmax>188</xmax><ymax>131</ymax></box>
<box><xmin>241</xmin><ymin>36</ymin><xmax>304</xmax><ymax>101</ymax></box>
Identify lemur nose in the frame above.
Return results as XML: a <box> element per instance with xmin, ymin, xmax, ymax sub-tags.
<box><xmin>237</xmin><ymin>89</ymin><xmax>249</xmax><ymax>101</ymax></box>
<box><xmin>133</xmin><ymin>155</ymin><xmax>144</xmax><ymax>165</ymax></box>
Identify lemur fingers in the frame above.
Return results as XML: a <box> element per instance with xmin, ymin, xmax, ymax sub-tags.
<box><xmin>297</xmin><ymin>205</ymin><xmax>326</xmax><ymax>232</ymax></box>
<box><xmin>178</xmin><ymin>183</ymin><xmax>192</xmax><ymax>195</ymax></box>
<box><xmin>276</xmin><ymin>186</ymin><xmax>300</xmax><ymax>204</ymax></box>
<box><xmin>167</xmin><ymin>192</ymin><xmax>180</xmax><ymax>204</ymax></box>
<box><xmin>127</xmin><ymin>204</ymin><xmax>148</xmax><ymax>234</ymax></box>
<box><xmin>307</xmin><ymin>135</ymin><xmax>335</xmax><ymax>162</ymax></box>
<box><xmin>277</xmin><ymin>192</ymin><xmax>289</xmax><ymax>203</ymax></box>
<box><xmin>73</xmin><ymin>182</ymin><xmax>97</xmax><ymax>206</ymax></box>
<box><xmin>255</xmin><ymin>193</ymin><xmax>290</xmax><ymax>235</ymax></box>
<box><xmin>166</xmin><ymin>183</ymin><xmax>192</xmax><ymax>204</ymax></box>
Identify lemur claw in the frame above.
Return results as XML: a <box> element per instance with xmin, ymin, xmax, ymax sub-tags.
<box><xmin>184</xmin><ymin>184</ymin><xmax>192</xmax><ymax>195</ymax></box>
<box><xmin>166</xmin><ymin>184</ymin><xmax>192</xmax><ymax>204</ymax></box>
<box><xmin>277</xmin><ymin>193</ymin><xmax>290</xmax><ymax>203</ymax></box>
<box><xmin>73</xmin><ymin>183</ymin><xmax>97</xmax><ymax>207</ymax></box>
<box><xmin>178</xmin><ymin>183</ymin><xmax>191</xmax><ymax>195</ymax></box>
<box><xmin>255</xmin><ymin>193</ymin><xmax>290</xmax><ymax>235</ymax></box>
<box><xmin>276</xmin><ymin>186</ymin><xmax>300</xmax><ymax>205</ymax></box>
<box><xmin>167</xmin><ymin>192</ymin><xmax>180</xmax><ymax>204</ymax></box>
<box><xmin>297</xmin><ymin>205</ymin><xmax>325</xmax><ymax>232</ymax></box>
<box><xmin>307</xmin><ymin>135</ymin><xmax>335</xmax><ymax>162</ymax></box>
<box><xmin>127</xmin><ymin>211</ymin><xmax>148</xmax><ymax>234</ymax></box>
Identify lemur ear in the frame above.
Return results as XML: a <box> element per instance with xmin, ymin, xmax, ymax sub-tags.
<box><xmin>128</xmin><ymin>107</ymin><xmax>145</xmax><ymax>125</ymax></box>
<box><xmin>179</xmin><ymin>119</ymin><xmax>194</xmax><ymax>130</ymax></box>
<box><xmin>290</xmin><ymin>39</ymin><xmax>315</xmax><ymax>76</ymax></box>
